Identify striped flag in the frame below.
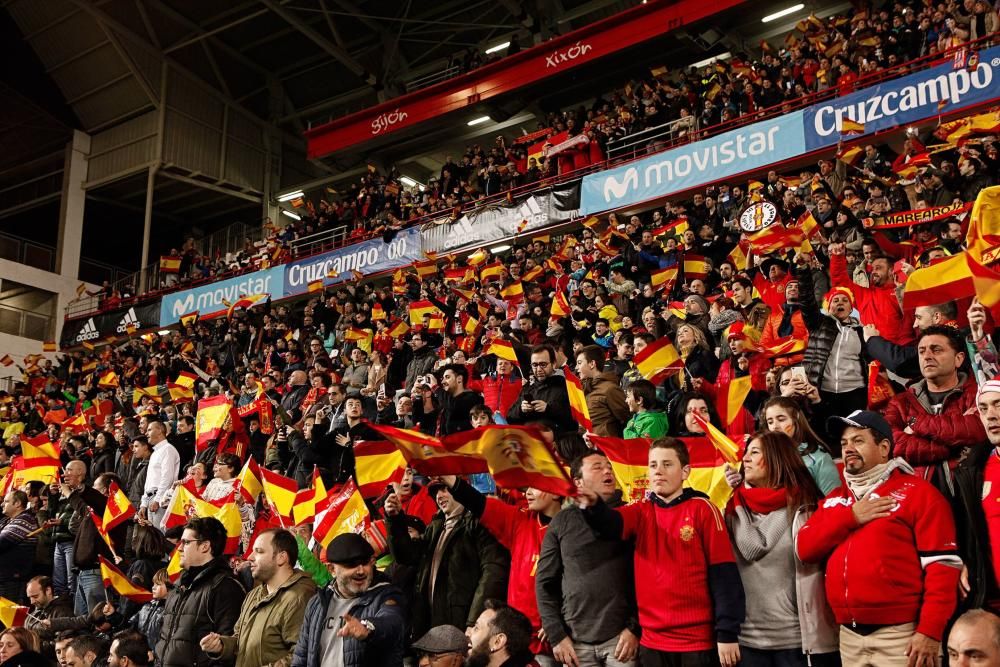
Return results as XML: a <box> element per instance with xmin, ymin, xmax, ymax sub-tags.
<box><xmin>485</xmin><ymin>339</ymin><xmax>519</xmax><ymax>365</ymax></box>
<box><xmin>353</xmin><ymin>441</ymin><xmax>407</xmax><ymax>498</ymax></box>
<box><xmin>563</xmin><ymin>367</ymin><xmax>593</xmax><ymax>432</ymax></box>
<box><xmin>260</xmin><ymin>468</ymin><xmax>299</xmax><ymax>521</ymax></box>
<box><xmin>173</xmin><ymin>371</ymin><xmax>197</xmax><ymax>390</ymax></box>
<box><xmin>89</xmin><ymin>508</ymin><xmax>117</xmax><ymax>556</ymax></box>
<box><xmin>166</xmin><ymin>544</ymin><xmax>182</xmax><ymax>582</ymax></box>
<box><xmin>521</xmin><ymin>266</ymin><xmax>543</xmax><ymax>282</ymax></box>
<box><xmin>408</xmin><ymin>300</ymin><xmax>440</xmax><ymax>326</ymax></box>
<box><xmin>180</xmin><ymin>312</ymin><xmax>199</xmax><ymax>327</ymax></box>
<box><xmin>313</xmin><ymin>479</ymin><xmax>370</xmax><ymax>550</ymax></box>
<box><xmin>682</xmin><ymin>254</ymin><xmax>708</xmax><ymax>280</ymax></box>
<box><xmin>633</xmin><ymin>338</ymin><xmax>684</xmax><ymax>383</ymax></box>
<box><xmin>99</xmin><ymin>556</ymin><xmax>152</xmax><ymax>603</ymax></box>
<box><xmin>308</xmin><ymin>279</ymin><xmax>325</xmax><ymax>293</ymax></box>
<box><xmin>292</xmin><ymin>467</ymin><xmax>329</xmax><ymax>527</ymax></box>
<box><xmin>236</xmin><ymin>457</ymin><xmax>263</xmax><ymax>504</ymax></box>
<box><xmin>0</xmin><ymin>597</ymin><xmax>28</xmax><ymax>628</ymax></box>
<box><xmin>650</xmin><ymin>266</ymin><xmax>678</xmax><ymax>291</ymax></box>
<box><xmin>164</xmin><ymin>486</ymin><xmax>241</xmax><ymax>554</ymax></box>
<box><xmin>365</xmin><ymin>423</ymin><xmax>486</xmax><ymax>476</ymax></box>
<box><xmin>839</xmin><ymin>118</ymin><xmax>865</xmax><ymax>135</ymax></box>
<box><xmin>413</xmin><ymin>260</ymin><xmax>438</xmax><ymax>279</ymax></box>
<box><xmin>102</xmin><ymin>481</ymin><xmax>135</xmax><ymax>532</ymax></box>
<box><xmin>159</xmin><ymin>256</ymin><xmax>181</xmax><ymax>273</ymax></box>
<box><xmin>716</xmin><ymin>375</ymin><xmax>751</xmax><ymax>427</ymax></box>
<box><xmin>500</xmin><ymin>281</ymin><xmax>524</xmax><ymax>302</ymax></box>
<box><xmin>480</xmin><ymin>262</ymin><xmax>505</xmax><ymax>283</ymax></box>
<box><xmin>371</xmin><ymin>303</ymin><xmax>387</xmax><ymax>321</ymax></box>
<box><xmin>550</xmin><ymin>291</ymin><xmax>571</xmax><ymax>318</ymax></box>
<box><xmin>445</xmin><ymin>425</ymin><xmax>574</xmax><ymax>496</ymax></box>
<box><xmin>43</xmin><ymin>342</ymin><xmax>57</xmax><ymax>353</ymax></box>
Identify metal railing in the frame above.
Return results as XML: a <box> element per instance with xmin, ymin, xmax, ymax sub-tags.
<box><xmin>0</xmin><ymin>302</ymin><xmax>53</xmax><ymax>341</ymax></box>
<box><xmin>0</xmin><ymin>230</ymin><xmax>131</xmax><ymax>284</ymax></box>
<box><xmin>62</xmin><ymin>32</ymin><xmax>1000</xmax><ymax>322</ymax></box>
<box><xmin>405</xmin><ymin>65</ymin><xmax>464</xmax><ymax>93</ymax></box>
<box><xmin>607</xmin><ymin>116</ymin><xmax>701</xmax><ymax>159</ymax></box>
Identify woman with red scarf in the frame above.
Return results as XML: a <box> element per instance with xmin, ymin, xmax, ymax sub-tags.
<box><xmin>724</xmin><ymin>431</ymin><xmax>839</xmax><ymax>667</ymax></box>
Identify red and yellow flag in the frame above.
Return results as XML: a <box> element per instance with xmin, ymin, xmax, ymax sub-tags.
<box><xmin>682</xmin><ymin>254</ymin><xmax>708</xmax><ymax>280</ymax></box>
<box><xmin>236</xmin><ymin>456</ymin><xmax>264</xmax><ymax>503</ymax></box>
<box><xmin>633</xmin><ymin>337</ymin><xmax>683</xmax><ymax>383</ymax></box>
<box><xmin>563</xmin><ymin>367</ymin><xmax>593</xmax><ymax>432</ymax></box>
<box><xmin>0</xmin><ymin>597</ymin><xmax>28</xmax><ymax>628</ymax></box>
<box><xmin>408</xmin><ymin>300</ymin><xmax>440</xmax><ymax>326</ymax></box>
<box><xmin>43</xmin><ymin>341</ymin><xmax>57</xmax><ymax>353</ymax></box>
<box><xmin>366</xmin><ymin>423</ymin><xmax>486</xmax><ymax>476</ymax></box>
<box><xmin>480</xmin><ymin>262</ymin><xmax>505</xmax><ymax>283</ymax></box>
<box><xmin>371</xmin><ymin>303</ymin><xmax>386</xmax><ymax>321</ymax></box>
<box><xmin>550</xmin><ymin>291</ymin><xmax>571</xmax><ymax>318</ymax></box>
<box><xmin>97</xmin><ymin>371</ymin><xmax>120</xmax><ymax>388</ymax></box>
<box><xmin>839</xmin><ymin>118</ymin><xmax>865</xmax><ymax>135</ymax></box>
<box><xmin>195</xmin><ymin>395</ymin><xmax>234</xmax><ymax>452</ymax></box>
<box><xmin>650</xmin><ymin>267</ymin><xmax>678</xmax><ymax>291</ymax></box>
<box><xmin>521</xmin><ymin>266</ymin><xmax>543</xmax><ymax>282</ymax></box>
<box><xmin>313</xmin><ymin>479</ymin><xmax>370</xmax><ymax>550</ymax></box>
<box><xmin>292</xmin><ymin>467</ymin><xmax>329</xmax><ymax>527</ymax></box>
<box><xmin>353</xmin><ymin>440</ymin><xmax>407</xmax><ymax>498</ymax></box>
<box><xmin>500</xmin><ymin>281</ymin><xmax>524</xmax><ymax>302</ymax></box>
<box><xmin>260</xmin><ymin>467</ymin><xmax>299</xmax><ymax>520</ymax></box>
<box><xmin>413</xmin><ymin>260</ymin><xmax>438</xmax><ymax>279</ymax></box>
<box><xmin>100</xmin><ymin>556</ymin><xmax>152</xmax><ymax>603</ymax></box>
<box><xmin>103</xmin><ymin>481</ymin><xmax>135</xmax><ymax>532</ymax></box>
<box><xmin>180</xmin><ymin>311</ymin><xmax>199</xmax><ymax>327</ymax></box>
<box><xmin>716</xmin><ymin>375</ymin><xmax>751</xmax><ymax>427</ymax></box>
<box><xmin>445</xmin><ymin>425</ymin><xmax>574</xmax><ymax>496</ymax></box>
<box><xmin>159</xmin><ymin>256</ymin><xmax>181</xmax><ymax>273</ymax></box>
<box><xmin>485</xmin><ymin>339</ymin><xmax>519</xmax><ymax>365</ymax></box>
<box><xmin>164</xmin><ymin>485</ymin><xmax>241</xmax><ymax>554</ymax></box>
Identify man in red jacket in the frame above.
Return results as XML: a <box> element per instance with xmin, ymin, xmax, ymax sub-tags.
<box><xmin>828</xmin><ymin>242</ymin><xmax>912</xmax><ymax>346</ymax></box>
<box><xmin>883</xmin><ymin>325</ymin><xmax>985</xmax><ymax>497</ymax></box>
<box><xmin>797</xmin><ymin>410</ymin><xmax>961</xmax><ymax>667</ymax></box>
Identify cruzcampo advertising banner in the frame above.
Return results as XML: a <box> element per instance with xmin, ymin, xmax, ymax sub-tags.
<box><xmin>580</xmin><ymin>109</ymin><xmax>806</xmax><ymax>214</ymax></box>
<box><xmin>282</xmin><ymin>226</ymin><xmax>421</xmax><ymax>298</ymax></box>
<box><xmin>803</xmin><ymin>45</ymin><xmax>1000</xmax><ymax>151</ymax></box>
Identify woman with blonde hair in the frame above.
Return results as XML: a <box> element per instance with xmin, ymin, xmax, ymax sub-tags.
<box><xmin>0</xmin><ymin>627</ymin><xmax>45</xmax><ymax>667</ymax></box>
<box><xmin>674</xmin><ymin>323</ymin><xmax>719</xmax><ymax>388</ymax></box>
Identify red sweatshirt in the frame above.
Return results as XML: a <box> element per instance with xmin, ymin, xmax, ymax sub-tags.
<box><xmin>480</xmin><ymin>497</ymin><xmax>549</xmax><ymax>630</ymax></box>
<box><xmin>796</xmin><ymin>468</ymin><xmax>961</xmax><ymax>640</ymax></box>
<box><xmin>586</xmin><ymin>489</ymin><xmax>744</xmax><ymax>652</ymax></box>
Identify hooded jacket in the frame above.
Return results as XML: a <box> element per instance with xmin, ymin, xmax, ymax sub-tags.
<box><xmin>582</xmin><ymin>372</ymin><xmax>630</xmax><ymax>438</ymax></box>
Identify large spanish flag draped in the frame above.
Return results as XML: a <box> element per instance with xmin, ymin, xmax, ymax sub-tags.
<box><xmin>365</xmin><ymin>423</ymin><xmax>487</xmax><ymax>476</ymax></box>
<box><xmin>102</xmin><ymin>481</ymin><xmax>135</xmax><ymax>531</ymax></box>
<box><xmin>164</xmin><ymin>485</ymin><xmax>242</xmax><ymax>554</ymax></box>
<box><xmin>446</xmin><ymin>425</ymin><xmax>574</xmax><ymax>496</ymax></box>
<box><xmin>591</xmin><ymin>434</ymin><xmax>740</xmax><ymax>509</ymax></box>
<box><xmin>563</xmin><ymin>367</ymin><xmax>593</xmax><ymax>432</ymax></box>
<box><xmin>313</xmin><ymin>479</ymin><xmax>370</xmax><ymax>550</ymax></box>
<box><xmin>966</xmin><ymin>186</ymin><xmax>1000</xmax><ymax>256</ymax></box>
<box><xmin>0</xmin><ymin>597</ymin><xmax>28</xmax><ymax>628</ymax></box>
<box><xmin>633</xmin><ymin>337</ymin><xmax>684</xmax><ymax>383</ymax></box>
<box><xmin>99</xmin><ymin>556</ymin><xmax>153</xmax><ymax>603</ymax></box>
<box><xmin>353</xmin><ymin>440</ymin><xmax>407</xmax><ymax>498</ymax></box>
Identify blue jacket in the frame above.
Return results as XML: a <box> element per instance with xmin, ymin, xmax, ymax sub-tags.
<box><xmin>291</xmin><ymin>572</ymin><xmax>407</xmax><ymax>667</ymax></box>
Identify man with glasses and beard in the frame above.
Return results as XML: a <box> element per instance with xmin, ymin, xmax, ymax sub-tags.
<box><xmin>292</xmin><ymin>533</ymin><xmax>406</xmax><ymax>667</ymax></box>
<box><xmin>465</xmin><ymin>601</ymin><xmax>534</xmax><ymax>667</ymax></box>
<box><xmin>506</xmin><ymin>345</ymin><xmax>575</xmax><ymax>436</ymax></box>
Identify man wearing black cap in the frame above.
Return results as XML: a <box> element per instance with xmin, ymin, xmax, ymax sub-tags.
<box><xmin>291</xmin><ymin>533</ymin><xmax>406</xmax><ymax>667</ymax></box>
<box><xmin>797</xmin><ymin>410</ymin><xmax>961</xmax><ymax>667</ymax></box>
<box><xmin>411</xmin><ymin>625</ymin><xmax>468</xmax><ymax>667</ymax></box>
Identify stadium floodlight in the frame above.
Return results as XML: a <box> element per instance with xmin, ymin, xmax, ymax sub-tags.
<box><xmin>468</xmin><ymin>116</ymin><xmax>492</xmax><ymax>126</ymax></box>
<box><xmin>490</xmin><ymin>244</ymin><xmax>511</xmax><ymax>253</ymax></box>
<box><xmin>277</xmin><ymin>190</ymin><xmax>304</xmax><ymax>202</ymax></box>
<box><xmin>762</xmin><ymin>4</ymin><xmax>805</xmax><ymax>23</ymax></box>
<box><xmin>485</xmin><ymin>42</ymin><xmax>510</xmax><ymax>54</ymax></box>
<box><xmin>400</xmin><ymin>176</ymin><xmax>421</xmax><ymax>188</ymax></box>
<box><xmin>282</xmin><ymin>210</ymin><xmax>302</xmax><ymax>221</ymax></box>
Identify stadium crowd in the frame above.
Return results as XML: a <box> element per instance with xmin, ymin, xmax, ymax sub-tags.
<box><xmin>89</xmin><ymin>0</ymin><xmax>1000</xmax><ymax>309</ymax></box>
<box><xmin>2</xmin><ymin>98</ymin><xmax>1000</xmax><ymax>667</ymax></box>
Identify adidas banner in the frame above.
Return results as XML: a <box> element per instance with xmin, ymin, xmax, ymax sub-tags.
<box><xmin>60</xmin><ymin>301</ymin><xmax>162</xmax><ymax>349</ymax></box>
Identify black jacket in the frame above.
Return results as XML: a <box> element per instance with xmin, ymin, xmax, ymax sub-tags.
<box><xmin>436</xmin><ymin>390</ymin><xmax>485</xmax><ymax>436</ymax></box>
<box><xmin>156</xmin><ymin>558</ymin><xmax>246</xmax><ymax>667</ymax></box>
<box><xmin>954</xmin><ymin>444</ymin><xmax>997</xmax><ymax>610</ymax></box>
<box><xmin>68</xmin><ymin>486</ymin><xmax>126</xmax><ymax>570</ymax></box>
<box><xmin>506</xmin><ymin>374</ymin><xmax>576</xmax><ymax>435</ymax></box>
<box><xmin>387</xmin><ymin>509</ymin><xmax>509</xmax><ymax>639</ymax></box>
<box><xmin>865</xmin><ymin>335</ymin><xmax>920</xmax><ymax>380</ymax></box>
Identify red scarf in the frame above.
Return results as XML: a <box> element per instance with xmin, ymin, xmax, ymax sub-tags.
<box><xmin>731</xmin><ymin>486</ymin><xmax>788</xmax><ymax>515</ymax></box>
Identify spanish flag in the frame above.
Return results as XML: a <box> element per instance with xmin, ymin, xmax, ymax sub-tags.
<box><xmin>408</xmin><ymin>300</ymin><xmax>440</xmax><ymax>326</ymax></box>
<box><xmin>366</xmin><ymin>423</ymin><xmax>486</xmax><ymax>476</ymax></box>
<box><xmin>521</xmin><ymin>266</ymin><xmax>543</xmax><ymax>282</ymax></box>
<box><xmin>563</xmin><ymin>367</ymin><xmax>593</xmax><ymax>432</ymax></box>
<box><xmin>413</xmin><ymin>260</ymin><xmax>438</xmax><ymax>279</ymax></box>
<box><xmin>313</xmin><ymin>479</ymin><xmax>370</xmax><ymax>550</ymax></box>
<box><xmin>174</xmin><ymin>371</ymin><xmax>197</xmax><ymax>390</ymax></box>
<box><xmin>796</xmin><ymin>210</ymin><xmax>822</xmax><ymax>239</ymax></box>
<box><xmin>682</xmin><ymin>254</ymin><xmax>708</xmax><ymax>280</ymax></box>
<box><xmin>466</xmin><ymin>248</ymin><xmax>488</xmax><ymax>266</ymax></box>
<box><xmin>461</xmin><ymin>312</ymin><xmax>480</xmax><ymax>337</ymax></box>
<box><xmin>159</xmin><ymin>256</ymin><xmax>181</xmax><ymax>273</ymax></box>
<box><xmin>344</xmin><ymin>327</ymin><xmax>373</xmax><ymax>344</ymax></box>
<box><xmin>550</xmin><ymin>291</ymin><xmax>571</xmax><ymax>318</ymax></box>
<box><xmin>485</xmin><ymin>339</ymin><xmax>519</xmax><ymax>365</ymax></box>
<box><xmin>371</xmin><ymin>303</ymin><xmax>387</xmax><ymax>321</ymax></box>
<box><xmin>727</xmin><ymin>239</ymin><xmax>751</xmax><ymax>271</ymax></box>
<box><xmin>0</xmin><ymin>597</ymin><xmax>28</xmax><ymax>628</ymax></box>
<box><xmin>227</xmin><ymin>293</ymin><xmax>269</xmax><ymax>320</ymax></box>
<box><xmin>236</xmin><ymin>456</ymin><xmax>263</xmax><ymax>504</ymax></box>
<box><xmin>692</xmin><ymin>413</ymin><xmax>742</xmax><ymax>464</ymax></box>
<box><xmin>445</xmin><ymin>425</ymin><xmax>574</xmax><ymax>496</ymax></box>
<box><xmin>836</xmin><ymin>145</ymin><xmax>863</xmax><ymax>166</ymax></box>
<box><xmin>353</xmin><ymin>440</ymin><xmax>407</xmax><ymax>498</ymax></box>
<box><xmin>839</xmin><ymin>118</ymin><xmax>865</xmax><ymax>135</ymax></box>
<box><xmin>387</xmin><ymin>319</ymin><xmax>409</xmax><ymax>339</ymax></box>
<box><xmin>103</xmin><ymin>481</ymin><xmax>135</xmax><ymax>531</ymax></box>
<box><xmin>633</xmin><ymin>337</ymin><xmax>683</xmax><ymax>383</ymax></box>
<box><xmin>308</xmin><ymin>279</ymin><xmax>325</xmax><ymax>293</ymax></box>
<box><xmin>650</xmin><ymin>266</ymin><xmax>678</xmax><ymax>291</ymax></box>
<box><xmin>966</xmin><ymin>186</ymin><xmax>1000</xmax><ymax>256</ymax></box>
<box><xmin>180</xmin><ymin>312</ymin><xmax>199</xmax><ymax>327</ymax></box>
<box><xmin>748</xmin><ymin>224</ymin><xmax>806</xmax><ymax>256</ymax></box>
<box><xmin>480</xmin><ymin>262</ymin><xmax>505</xmax><ymax>283</ymax></box>
<box><xmin>260</xmin><ymin>467</ymin><xmax>299</xmax><ymax>520</ymax></box>
<box><xmin>194</xmin><ymin>395</ymin><xmax>235</xmax><ymax>452</ymax></box>
<box><xmin>164</xmin><ymin>486</ymin><xmax>242</xmax><ymax>554</ymax></box>
<box><xmin>21</xmin><ymin>434</ymin><xmax>59</xmax><ymax>462</ymax></box>
<box><xmin>902</xmin><ymin>251</ymin><xmax>974</xmax><ymax>311</ymax></box>
<box><xmin>500</xmin><ymin>281</ymin><xmax>524</xmax><ymax>302</ymax></box>
<box><xmin>166</xmin><ymin>544</ymin><xmax>182</xmax><ymax>582</ymax></box>
<box><xmin>716</xmin><ymin>375</ymin><xmax>751</xmax><ymax>427</ymax></box>
<box><xmin>89</xmin><ymin>508</ymin><xmax>117</xmax><ymax>556</ymax></box>
<box><xmin>99</xmin><ymin>556</ymin><xmax>152</xmax><ymax>604</ymax></box>
<box><xmin>292</xmin><ymin>467</ymin><xmax>329</xmax><ymax>527</ymax></box>
<box><xmin>167</xmin><ymin>383</ymin><xmax>195</xmax><ymax>404</ymax></box>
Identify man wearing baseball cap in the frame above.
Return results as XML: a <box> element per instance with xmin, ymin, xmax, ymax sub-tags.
<box><xmin>411</xmin><ymin>625</ymin><xmax>468</xmax><ymax>667</ymax></box>
<box><xmin>291</xmin><ymin>533</ymin><xmax>406</xmax><ymax>667</ymax></box>
<box><xmin>797</xmin><ymin>409</ymin><xmax>961</xmax><ymax>667</ymax></box>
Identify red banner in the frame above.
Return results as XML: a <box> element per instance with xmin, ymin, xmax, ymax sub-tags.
<box><xmin>305</xmin><ymin>0</ymin><xmax>747</xmax><ymax>158</ymax></box>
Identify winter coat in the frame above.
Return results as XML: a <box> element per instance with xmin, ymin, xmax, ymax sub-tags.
<box><xmin>883</xmin><ymin>374</ymin><xmax>985</xmax><ymax>474</ymax></box>
<box><xmin>156</xmin><ymin>558</ymin><xmax>247</xmax><ymax>667</ymax></box>
<box><xmin>623</xmin><ymin>411</ymin><xmax>669</xmax><ymax>439</ymax></box>
<box><xmin>437</xmin><ymin>390</ymin><xmax>484</xmax><ymax>436</ymax></box>
<box><xmin>506</xmin><ymin>374</ymin><xmax>577</xmax><ymax>435</ymax></box>
<box><xmin>24</xmin><ymin>595</ymin><xmax>79</xmax><ymax>655</ymax></box>
<box><xmin>582</xmin><ymin>372</ymin><xmax>630</xmax><ymax>438</ymax></box>
<box><xmin>953</xmin><ymin>444</ymin><xmax>997</xmax><ymax>610</ymax></box>
<box><xmin>291</xmin><ymin>573</ymin><xmax>407</xmax><ymax>667</ymax></box>
<box><xmin>798</xmin><ymin>266</ymin><xmax>867</xmax><ymax>390</ymax></box>
<box><xmin>215</xmin><ymin>571</ymin><xmax>318</xmax><ymax>667</ymax></box>
<box><xmin>404</xmin><ymin>348</ymin><xmax>438</xmax><ymax>393</ymax></box>
<box><xmin>387</xmin><ymin>509</ymin><xmax>509</xmax><ymax>639</ymax></box>
<box><xmin>479</xmin><ymin>374</ymin><xmax>523</xmax><ymax>417</ymax></box>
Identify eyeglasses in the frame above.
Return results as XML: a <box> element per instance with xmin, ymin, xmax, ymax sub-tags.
<box><xmin>178</xmin><ymin>538</ymin><xmax>207</xmax><ymax>547</ymax></box>
<box><xmin>530</xmin><ymin>362</ymin><xmax>551</xmax><ymax>368</ymax></box>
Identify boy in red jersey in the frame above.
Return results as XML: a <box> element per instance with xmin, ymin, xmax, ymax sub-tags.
<box><xmin>577</xmin><ymin>437</ymin><xmax>745</xmax><ymax>667</ymax></box>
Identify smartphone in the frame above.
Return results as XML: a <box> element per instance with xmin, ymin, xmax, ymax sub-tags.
<box><xmin>790</xmin><ymin>366</ymin><xmax>807</xmax><ymax>384</ymax></box>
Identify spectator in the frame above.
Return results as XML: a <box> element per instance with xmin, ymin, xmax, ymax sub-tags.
<box><xmin>797</xmin><ymin>410</ymin><xmax>961</xmax><ymax>666</ymax></box>
<box><xmin>140</xmin><ymin>421</ymin><xmax>179</xmax><ymax>528</ymax></box>
<box><xmin>575</xmin><ymin>346</ymin><xmax>630</xmax><ymax>438</ymax></box>
<box><xmin>466</xmin><ymin>601</ymin><xmax>536</xmax><ymax>667</ymax></box>
<box><xmin>0</xmin><ymin>490</ymin><xmax>39</xmax><ymax>603</ymax></box>
<box><xmin>23</xmin><ymin>576</ymin><xmax>78</xmax><ymax>656</ymax></box>
<box><xmin>947</xmin><ymin>609</ymin><xmax>1000</xmax><ymax>667</ymax></box>
<box><xmin>0</xmin><ymin>627</ymin><xmax>45</xmax><ymax>667</ymax></box>
<box><xmin>409</xmin><ymin>625</ymin><xmax>469</xmax><ymax>666</ymax></box>
<box><xmin>506</xmin><ymin>346</ymin><xmax>575</xmax><ymax>436</ymax></box>
<box><xmin>622</xmin><ymin>379</ymin><xmax>669</xmax><ymax>440</ymax></box>
<box><xmin>433</xmin><ymin>365</ymin><xmax>485</xmax><ymax>436</ymax></box>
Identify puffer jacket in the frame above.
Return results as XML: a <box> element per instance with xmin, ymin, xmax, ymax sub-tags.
<box><xmin>582</xmin><ymin>372</ymin><xmax>630</xmax><ymax>437</ymax></box>
<box><xmin>478</xmin><ymin>374</ymin><xmax>522</xmax><ymax>417</ymax></box>
<box><xmin>156</xmin><ymin>558</ymin><xmax>247</xmax><ymax>667</ymax></box>
<box><xmin>404</xmin><ymin>347</ymin><xmax>437</xmax><ymax>392</ymax></box>
<box><xmin>883</xmin><ymin>374</ymin><xmax>985</xmax><ymax>468</ymax></box>
<box><xmin>291</xmin><ymin>573</ymin><xmax>407</xmax><ymax>667</ymax></box>
<box><xmin>387</xmin><ymin>508</ymin><xmax>509</xmax><ymax>639</ymax></box>
<box><xmin>215</xmin><ymin>571</ymin><xmax>318</xmax><ymax>667</ymax></box>
<box><xmin>798</xmin><ymin>265</ymin><xmax>867</xmax><ymax>389</ymax></box>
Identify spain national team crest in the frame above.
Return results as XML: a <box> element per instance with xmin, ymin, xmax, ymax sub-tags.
<box><xmin>679</xmin><ymin>524</ymin><xmax>695</xmax><ymax>542</ymax></box>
